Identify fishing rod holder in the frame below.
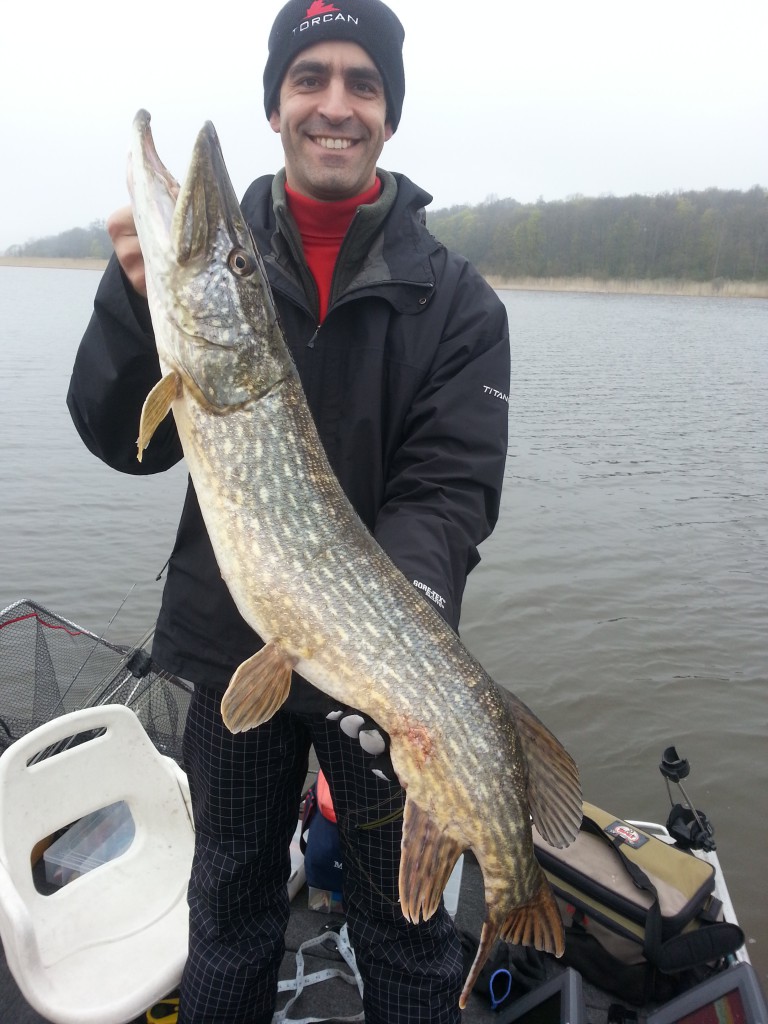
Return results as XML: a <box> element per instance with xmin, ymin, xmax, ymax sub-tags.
<box><xmin>659</xmin><ymin>746</ymin><xmax>716</xmax><ymax>852</ymax></box>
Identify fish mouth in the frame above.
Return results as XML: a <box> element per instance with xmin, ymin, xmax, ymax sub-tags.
<box><xmin>129</xmin><ymin>109</ymin><xmax>180</xmax><ymax>243</ymax></box>
<box><xmin>132</xmin><ymin>110</ymin><xmax>180</xmax><ymax>199</ymax></box>
<box><xmin>173</xmin><ymin>119</ymin><xmax>252</xmax><ymax>267</ymax></box>
<box><xmin>131</xmin><ymin>110</ymin><xmax>252</xmax><ymax>269</ymax></box>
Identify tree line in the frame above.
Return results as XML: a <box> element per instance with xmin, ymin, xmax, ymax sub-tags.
<box><xmin>6</xmin><ymin>188</ymin><xmax>767</xmax><ymax>283</ymax></box>
<box><xmin>426</xmin><ymin>187</ymin><xmax>768</xmax><ymax>282</ymax></box>
<box><xmin>4</xmin><ymin>221</ymin><xmax>112</xmax><ymax>260</ymax></box>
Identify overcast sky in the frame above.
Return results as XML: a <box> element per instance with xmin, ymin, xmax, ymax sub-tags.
<box><xmin>1</xmin><ymin>0</ymin><xmax>766</xmax><ymax>252</ymax></box>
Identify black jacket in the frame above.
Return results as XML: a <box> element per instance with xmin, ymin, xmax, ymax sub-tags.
<box><xmin>67</xmin><ymin>171</ymin><xmax>510</xmax><ymax>692</ymax></box>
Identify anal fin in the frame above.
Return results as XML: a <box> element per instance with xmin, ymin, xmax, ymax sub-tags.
<box><xmin>221</xmin><ymin>639</ymin><xmax>297</xmax><ymax>733</ymax></box>
<box><xmin>137</xmin><ymin>372</ymin><xmax>182</xmax><ymax>461</ymax></box>
<box><xmin>398</xmin><ymin>797</ymin><xmax>464</xmax><ymax>925</ymax></box>
<box><xmin>498</xmin><ymin>871</ymin><xmax>564</xmax><ymax>954</ymax></box>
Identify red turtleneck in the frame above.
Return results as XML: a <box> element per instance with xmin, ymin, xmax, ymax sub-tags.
<box><xmin>285</xmin><ymin>178</ymin><xmax>382</xmax><ymax>322</ymax></box>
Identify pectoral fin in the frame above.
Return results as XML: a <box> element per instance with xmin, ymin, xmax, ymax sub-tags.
<box><xmin>398</xmin><ymin>796</ymin><xmax>465</xmax><ymax>924</ymax></box>
<box><xmin>221</xmin><ymin>640</ymin><xmax>297</xmax><ymax>733</ymax></box>
<box><xmin>137</xmin><ymin>372</ymin><xmax>181</xmax><ymax>462</ymax></box>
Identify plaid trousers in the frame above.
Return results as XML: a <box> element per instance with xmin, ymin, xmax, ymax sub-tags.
<box><xmin>178</xmin><ymin>685</ymin><xmax>463</xmax><ymax>1024</ymax></box>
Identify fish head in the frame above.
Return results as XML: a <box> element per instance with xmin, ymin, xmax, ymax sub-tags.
<box><xmin>129</xmin><ymin>110</ymin><xmax>285</xmax><ymax>410</ymax></box>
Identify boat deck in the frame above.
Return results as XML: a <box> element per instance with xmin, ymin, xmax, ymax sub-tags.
<box><xmin>2</xmin><ymin>850</ymin><xmax>619</xmax><ymax>1024</ymax></box>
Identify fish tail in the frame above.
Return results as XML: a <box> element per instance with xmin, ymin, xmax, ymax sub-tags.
<box><xmin>458</xmin><ymin>874</ymin><xmax>564</xmax><ymax>1010</ymax></box>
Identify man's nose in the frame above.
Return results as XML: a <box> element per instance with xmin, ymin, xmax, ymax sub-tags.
<box><xmin>317</xmin><ymin>78</ymin><xmax>353</xmax><ymax>122</ymax></box>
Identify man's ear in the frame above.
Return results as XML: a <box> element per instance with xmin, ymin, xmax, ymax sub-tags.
<box><xmin>384</xmin><ymin>122</ymin><xmax>394</xmax><ymax>142</ymax></box>
<box><xmin>269</xmin><ymin>110</ymin><xmax>281</xmax><ymax>133</ymax></box>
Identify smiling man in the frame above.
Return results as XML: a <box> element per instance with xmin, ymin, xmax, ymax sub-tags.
<box><xmin>67</xmin><ymin>2</ymin><xmax>510</xmax><ymax>1022</ymax></box>
<box><xmin>269</xmin><ymin>42</ymin><xmax>393</xmax><ymax>199</ymax></box>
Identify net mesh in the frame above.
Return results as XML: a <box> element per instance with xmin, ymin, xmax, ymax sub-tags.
<box><xmin>0</xmin><ymin>599</ymin><xmax>192</xmax><ymax>764</ymax></box>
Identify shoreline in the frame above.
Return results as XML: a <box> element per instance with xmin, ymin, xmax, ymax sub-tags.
<box><xmin>2</xmin><ymin>258</ymin><xmax>765</xmax><ymax>298</ymax></box>
<box><xmin>486</xmin><ymin>274</ymin><xmax>768</xmax><ymax>299</ymax></box>
<box><xmin>0</xmin><ymin>257</ymin><xmax>108</xmax><ymax>271</ymax></box>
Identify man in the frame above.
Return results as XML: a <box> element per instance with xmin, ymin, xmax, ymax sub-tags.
<box><xmin>67</xmin><ymin>1</ymin><xmax>510</xmax><ymax>1021</ymax></box>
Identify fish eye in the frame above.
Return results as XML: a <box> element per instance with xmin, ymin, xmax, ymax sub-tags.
<box><xmin>228</xmin><ymin>248</ymin><xmax>256</xmax><ymax>277</ymax></box>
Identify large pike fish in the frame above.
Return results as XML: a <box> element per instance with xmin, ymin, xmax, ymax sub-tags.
<box><xmin>130</xmin><ymin>110</ymin><xmax>582</xmax><ymax>1007</ymax></box>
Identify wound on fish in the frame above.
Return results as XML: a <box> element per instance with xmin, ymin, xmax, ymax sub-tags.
<box><xmin>391</xmin><ymin>719</ymin><xmax>434</xmax><ymax>767</ymax></box>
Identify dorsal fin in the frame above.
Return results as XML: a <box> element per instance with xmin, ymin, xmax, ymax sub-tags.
<box><xmin>498</xmin><ymin>686</ymin><xmax>582</xmax><ymax>848</ymax></box>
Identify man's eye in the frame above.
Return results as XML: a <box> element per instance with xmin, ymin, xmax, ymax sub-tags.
<box><xmin>352</xmin><ymin>79</ymin><xmax>384</xmax><ymax>98</ymax></box>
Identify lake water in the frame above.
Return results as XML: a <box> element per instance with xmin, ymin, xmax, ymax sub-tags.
<box><xmin>1</xmin><ymin>266</ymin><xmax>766</xmax><ymax>984</ymax></box>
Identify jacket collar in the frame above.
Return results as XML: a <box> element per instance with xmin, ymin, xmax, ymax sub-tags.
<box><xmin>243</xmin><ymin>170</ymin><xmax>439</xmax><ymax>315</ymax></box>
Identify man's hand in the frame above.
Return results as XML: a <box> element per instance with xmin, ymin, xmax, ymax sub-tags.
<box><xmin>107</xmin><ymin>206</ymin><xmax>146</xmax><ymax>297</ymax></box>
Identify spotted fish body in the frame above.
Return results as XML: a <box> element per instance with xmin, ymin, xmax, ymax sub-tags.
<box><xmin>130</xmin><ymin>111</ymin><xmax>582</xmax><ymax>1007</ymax></box>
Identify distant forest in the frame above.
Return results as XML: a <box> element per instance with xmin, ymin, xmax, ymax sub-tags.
<box><xmin>5</xmin><ymin>188</ymin><xmax>767</xmax><ymax>282</ymax></box>
<box><xmin>4</xmin><ymin>221</ymin><xmax>112</xmax><ymax>260</ymax></box>
<box><xmin>426</xmin><ymin>187</ymin><xmax>768</xmax><ymax>282</ymax></box>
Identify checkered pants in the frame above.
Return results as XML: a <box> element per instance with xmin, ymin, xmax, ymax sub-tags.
<box><xmin>178</xmin><ymin>685</ymin><xmax>463</xmax><ymax>1024</ymax></box>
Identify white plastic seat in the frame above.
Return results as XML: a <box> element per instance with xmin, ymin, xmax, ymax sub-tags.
<box><xmin>0</xmin><ymin>704</ymin><xmax>194</xmax><ymax>1024</ymax></box>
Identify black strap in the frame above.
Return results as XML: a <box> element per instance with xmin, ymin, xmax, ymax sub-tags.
<box><xmin>579</xmin><ymin>818</ymin><xmax>666</xmax><ymax>964</ymax></box>
<box><xmin>299</xmin><ymin>784</ymin><xmax>318</xmax><ymax>855</ymax></box>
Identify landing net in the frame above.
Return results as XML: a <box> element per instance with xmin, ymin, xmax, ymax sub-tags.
<box><xmin>0</xmin><ymin>598</ymin><xmax>191</xmax><ymax>764</ymax></box>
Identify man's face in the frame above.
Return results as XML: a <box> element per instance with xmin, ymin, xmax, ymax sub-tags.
<box><xmin>269</xmin><ymin>40</ymin><xmax>393</xmax><ymax>201</ymax></box>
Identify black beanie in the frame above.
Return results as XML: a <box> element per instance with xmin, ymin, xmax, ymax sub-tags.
<box><xmin>264</xmin><ymin>0</ymin><xmax>406</xmax><ymax>131</ymax></box>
